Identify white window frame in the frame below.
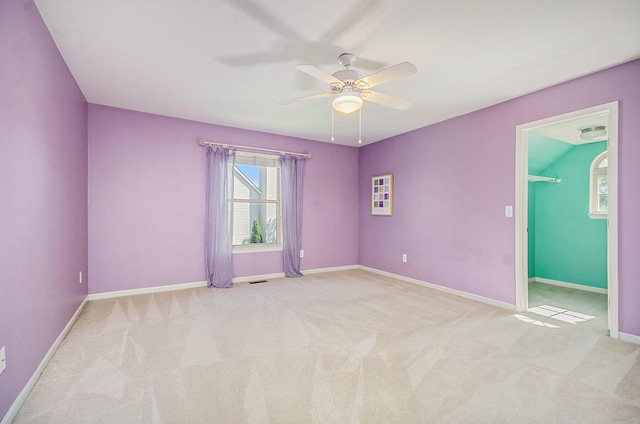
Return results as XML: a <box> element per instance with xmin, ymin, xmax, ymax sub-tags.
<box><xmin>232</xmin><ymin>152</ymin><xmax>282</xmax><ymax>253</ymax></box>
<box><xmin>589</xmin><ymin>150</ymin><xmax>608</xmax><ymax>220</ymax></box>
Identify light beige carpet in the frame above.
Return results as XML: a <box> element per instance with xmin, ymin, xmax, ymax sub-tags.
<box><xmin>13</xmin><ymin>269</ymin><xmax>640</xmax><ymax>423</ymax></box>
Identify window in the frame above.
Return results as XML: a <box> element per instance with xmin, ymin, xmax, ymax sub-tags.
<box><xmin>589</xmin><ymin>151</ymin><xmax>608</xmax><ymax>219</ymax></box>
<box><xmin>232</xmin><ymin>153</ymin><xmax>281</xmax><ymax>250</ymax></box>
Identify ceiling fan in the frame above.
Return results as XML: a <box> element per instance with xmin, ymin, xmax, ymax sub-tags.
<box><xmin>218</xmin><ymin>1</ymin><xmax>384</xmax><ymax>70</ymax></box>
<box><xmin>279</xmin><ymin>53</ymin><xmax>417</xmax><ymax>114</ymax></box>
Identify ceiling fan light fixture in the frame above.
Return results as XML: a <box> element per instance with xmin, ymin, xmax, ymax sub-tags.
<box><xmin>332</xmin><ymin>93</ymin><xmax>363</xmax><ymax>114</ymax></box>
<box><xmin>580</xmin><ymin>125</ymin><xmax>607</xmax><ymax>140</ymax></box>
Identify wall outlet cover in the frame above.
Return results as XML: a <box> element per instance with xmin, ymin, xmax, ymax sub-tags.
<box><xmin>0</xmin><ymin>346</ymin><xmax>5</xmax><ymax>375</ymax></box>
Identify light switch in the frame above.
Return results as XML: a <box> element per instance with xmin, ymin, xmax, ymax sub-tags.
<box><xmin>505</xmin><ymin>206</ymin><xmax>513</xmax><ymax>217</ymax></box>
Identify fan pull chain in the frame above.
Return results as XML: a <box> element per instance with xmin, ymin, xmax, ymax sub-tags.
<box><xmin>358</xmin><ymin>107</ymin><xmax>362</xmax><ymax>144</ymax></box>
<box><xmin>331</xmin><ymin>107</ymin><xmax>335</xmax><ymax>142</ymax></box>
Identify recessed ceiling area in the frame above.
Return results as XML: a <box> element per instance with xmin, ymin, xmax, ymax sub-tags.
<box><xmin>532</xmin><ymin>114</ymin><xmax>609</xmax><ymax>146</ymax></box>
<box><xmin>33</xmin><ymin>0</ymin><xmax>640</xmax><ymax>146</ymax></box>
<box><xmin>528</xmin><ymin>114</ymin><xmax>608</xmax><ymax>175</ymax></box>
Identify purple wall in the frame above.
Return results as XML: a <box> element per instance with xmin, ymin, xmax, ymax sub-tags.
<box><xmin>88</xmin><ymin>105</ymin><xmax>359</xmax><ymax>294</ymax></box>
<box><xmin>1</xmin><ymin>2</ymin><xmax>638</xmax><ymax>419</ymax></box>
<box><xmin>0</xmin><ymin>0</ymin><xmax>88</xmax><ymax>420</ymax></box>
<box><xmin>359</xmin><ymin>59</ymin><xmax>640</xmax><ymax>337</ymax></box>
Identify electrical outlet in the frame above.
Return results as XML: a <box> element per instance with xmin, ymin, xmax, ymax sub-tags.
<box><xmin>79</xmin><ymin>271</ymin><xmax>83</xmax><ymax>284</ymax></box>
<box><xmin>300</xmin><ymin>249</ymin><xmax>304</xmax><ymax>258</ymax></box>
<box><xmin>402</xmin><ymin>254</ymin><xmax>407</xmax><ymax>263</ymax></box>
<box><xmin>0</xmin><ymin>346</ymin><xmax>6</xmax><ymax>375</ymax></box>
<box><xmin>505</xmin><ymin>205</ymin><xmax>513</xmax><ymax>217</ymax></box>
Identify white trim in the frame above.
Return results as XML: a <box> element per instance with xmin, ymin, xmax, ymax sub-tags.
<box><xmin>588</xmin><ymin>213</ymin><xmax>607</xmax><ymax>220</ymax></box>
<box><xmin>529</xmin><ymin>277</ymin><xmax>608</xmax><ymax>294</ymax></box>
<box><xmin>619</xmin><ymin>332</ymin><xmax>640</xmax><ymax>346</ymax></box>
<box><xmin>234</xmin><ymin>150</ymin><xmax>282</xmax><ymax>162</ymax></box>
<box><xmin>232</xmin><ymin>244</ymin><xmax>283</xmax><ymax>254</ymax></box>
<box><xmin>1</xmin><ymin>298</ymin><xmax>88</xmax><ymax>424</ymax></box>
<box><xmin>227</xmin><ymin>266</ymin><xmax>361</xmax><ymax>283</ymax></box>
<box><xmin>589</xmin><ymin>150</ymin><xmax>608</xmax><ymax>216</ymax></box>
<box><xmin>233</xmin><ymin>273</ymin><xmax>285</xmax><ymax>284</ymax></box>
<box><xmin>86</xmin><ymin>265</ymin><xmax>362</xmax><ymax>300</ymax></box>
<box><xmin>87</xmin><ymin>280</ymin><xmax>208</xmax><ymax>301</ymax></box>
<box><xmin>515</xmin><ymin>123</ymin><xmax>529</xmax><ymax>312</ymax></box>
<box><xmin>303</xmin><ymin>265</ymin><xmax>359</xmax><ymax>274</ymax></box>
<box><xmin>515</xmin><ymin>101</ymin><xmax>619</xmax><ymax>338</ymax></box>
<box><xmin>359</xmin><ymin>266</ymin><xmax>516</xmax><ymax>311</ymax></box>
<box><xmin>225</xmin><ymin>265</ymin><xmax>360</xmax><ymax>283</ymax></box>
<box><xmin>605</xmin><ymin>102</ymin><xmax>619</xmax><ymax>339</ymax></box>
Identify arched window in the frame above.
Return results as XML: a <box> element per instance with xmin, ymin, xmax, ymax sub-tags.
<box><xmin>589</xmin><ymin>151</ymin><xmax>608</xmax><ymax>219</ymax></box>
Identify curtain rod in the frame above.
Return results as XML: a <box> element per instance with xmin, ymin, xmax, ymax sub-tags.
<box><xmin>198</xmin><ymin>140</ymin><xmax>311</xmax><ymax>159</ymax></box>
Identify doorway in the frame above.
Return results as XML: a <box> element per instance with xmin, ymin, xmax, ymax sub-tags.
<box><xmin>515</xmin><ymin>102</ymin><xmax>619</xmax><ymax>338</ymax></box>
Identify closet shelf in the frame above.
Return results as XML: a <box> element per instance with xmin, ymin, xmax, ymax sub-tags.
<box><xmin>528</xmin><ymin>175</ymin><xmax>561</xmax><ymax>183</ymax></box>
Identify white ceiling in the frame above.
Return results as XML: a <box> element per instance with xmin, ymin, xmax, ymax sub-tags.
<box><xmin>34</xmin><ymin>0</ymin><xmax>640</xmax><ymax>146</ymax></box>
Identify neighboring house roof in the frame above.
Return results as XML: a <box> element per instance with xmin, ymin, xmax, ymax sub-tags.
<box><xmin>234</xmin><ymin>166</ymin><xmax>260</xmax><ymax>197</ymax></box>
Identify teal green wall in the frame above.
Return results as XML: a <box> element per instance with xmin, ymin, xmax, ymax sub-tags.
<box><xmin>528</xmin><ymin>133</ymin><xmax>574</xmax><ymax>174</ymax></box>
<box><xmin>529</xmin><ymin>141</ymin><xmax>607</xmax><ymax>289</ymax></box>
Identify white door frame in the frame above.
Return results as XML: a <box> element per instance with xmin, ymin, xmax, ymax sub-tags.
<box><xmin>515</xmin><ymin>101</ymin><xmax>619</xmax><ymax>338</ymax></box>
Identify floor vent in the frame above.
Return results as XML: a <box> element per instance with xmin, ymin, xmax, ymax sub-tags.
<box><xmin>249</xmin><ymin>280</ymin><xmax>268</xmax><ymax>284</ymax></box>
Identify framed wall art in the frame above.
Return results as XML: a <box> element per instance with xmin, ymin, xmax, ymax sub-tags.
<box><xmin>371</xmin><ymin>174</ymin><xmax>393</xmax><ymax>216</ymax></box>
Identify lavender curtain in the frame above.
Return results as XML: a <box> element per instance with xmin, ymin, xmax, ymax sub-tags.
<box><xmin>205</xmin><ymin>146</ymin><xmax>235</xmax><ymax>288</ymax></box>
<box><xmin>280</xmin><ymin>155</ymin><xmax>306</xmax><ymax>278</ymax></box>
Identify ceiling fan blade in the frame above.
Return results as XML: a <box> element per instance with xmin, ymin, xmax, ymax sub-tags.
<box><xmin>361</xmin><ymin>90</ymin><xmax>413</xmax><ymax>110</ymax></box>
<box><xmin>227</xmin><ymin>0</ymin><xmax>301</xmax><ymax>40</ymax></box>
<box><xmin>278</xmin><ymin>92</ymin><xmax>334</xmax><ymax>106</ymax></box>
<box><xmin>358</xmin><ymin>62</ymin><xmax>417</xmax><ymax>89</ymax></box>
<box><xmin>319</xmin><ymin>0</ymin><xmax>377</xmax><ymax>43</ymax></box>
<box><xmin>296</xmin><ymin>65</ymin><xmax>344</xmax><ymax>86</ymax></box>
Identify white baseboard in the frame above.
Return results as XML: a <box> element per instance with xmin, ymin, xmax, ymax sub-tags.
<box><xmin>358</xmin><ymin>266</ymin><xmax>516</xmax><ymax>311</ymax></box>
<box><xmin>82</xmin><ymin>265</ymin><xmax>520</xmax><ymax>314</ymax></box>
<box><xmin>303</xmin><ymin>265</ymin><xmax>359</xmax><ymax>275</ymax></box>
<box><xmin>235</xmin><ymin>265</ymin><xmax>359</xmax><ymax>282</ymax></box>
<box><xmin>233</xmin><ymin>273</ymin><xmax>285</xmax><ymax>283</ymax></box>
<box><xmin>87</xmin><ymin>265</ymin><xmax>362</xmax><ymax>300</ymax></box>
<box><xmin>619</xmin><ymin>332</ymin><xmax>640</xmax><ymax>346</ymax></box>
<box><xmin>529</xmin><ymin>277</ymin><xmax>608</xmax><ymax>294</ymax></box>
<box><xmin>1</xmin><ymin>297</ymin><xmax>88</xmax><ymax>424</ymax></box>
<box><xmin>87</xmin><ymin>280</ymin><xmax>209</xmax><ymax>301</ymax></box>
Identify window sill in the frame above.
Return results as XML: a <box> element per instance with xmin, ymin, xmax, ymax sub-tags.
<box><xmin>588</xmin><ymin>213</ymin><xmax>608</xmax><ymax>220</ymax></box>
<box><xmin>233</xmin><ymin>244</ymin><xmax>283</xmax><ymax>254</ymax></box>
